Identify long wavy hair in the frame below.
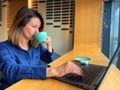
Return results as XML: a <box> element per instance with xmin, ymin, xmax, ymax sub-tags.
<box><xmin>8</xmin><ymin>7</ymin><xmax>44</xmax><ymax>47</ymax></box>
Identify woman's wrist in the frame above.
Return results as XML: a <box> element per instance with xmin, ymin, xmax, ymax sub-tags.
<box><xmin>46</xmin><ymin>68</ymin><xmax>58</xmax><ymax>77</ymax></box>
<box><xmin>47</xmin><ymin>43</ymin><xmax>52</xmax><ymax>52</ymax></box>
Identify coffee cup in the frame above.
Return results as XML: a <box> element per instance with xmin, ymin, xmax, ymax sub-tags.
<box><xmin>33</xmin><ymin>32</ymin><xmax>47</xmax><ymax>43</ymax></box>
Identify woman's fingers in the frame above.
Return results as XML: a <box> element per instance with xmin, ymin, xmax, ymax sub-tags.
<box><xmin>68</xmin><ymin>61</ymin><xmax>83</xmax><ymax>76</ymax></box>
<box><xmin>55</xmin><ymin>61</ymin><xmax>83</xmax><ymax>77</ymax></box>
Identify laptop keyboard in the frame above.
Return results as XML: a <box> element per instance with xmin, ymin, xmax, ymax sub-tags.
<box><xmin>54</xmin><ymin>62</ymin><xmax>106</xmax><ymax>88</ymax></box>
<box><xmin>80</xmin><ymin>64</ymin><xmax>106</xmax><ymax>85</ymax></box>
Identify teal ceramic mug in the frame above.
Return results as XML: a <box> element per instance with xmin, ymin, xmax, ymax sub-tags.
<box><xmin>33</xmin><ymin>32</ymin><xmax>47</xmax><ymax>43</ymax></box>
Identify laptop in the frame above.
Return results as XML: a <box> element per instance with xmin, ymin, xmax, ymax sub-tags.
<box><xmin>53</xmin><ymin>43</ymin><xmax>120</xmax><ymax>90</ymax></box>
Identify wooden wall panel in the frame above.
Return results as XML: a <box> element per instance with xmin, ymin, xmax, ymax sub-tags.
<box><xmin>9</xmin><ymin>0</ymin><xmax>28</xmax><ymax>28</ymax></box>
<box><xmin>74</xmin><ymin>0</ymin><xmax>102</xmax><ymax>50</ymax></box>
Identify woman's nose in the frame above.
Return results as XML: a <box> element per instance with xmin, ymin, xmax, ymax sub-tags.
<box><xmin>34</xmin><ymin>29</ymin><xmax>39</xmax><ymax>33</ymax></box>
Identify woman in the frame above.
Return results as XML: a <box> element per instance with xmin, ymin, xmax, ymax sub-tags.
<box><xmin>0</xmin><ymin>7</ymin><xmax>83</xmax><ymax>89</ymax></box>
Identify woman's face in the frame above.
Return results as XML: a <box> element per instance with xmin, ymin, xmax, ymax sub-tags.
<box><xmin>22</xmin><ymin>17</ymin><xmax>41</xmax><ymax>40</ymax></box>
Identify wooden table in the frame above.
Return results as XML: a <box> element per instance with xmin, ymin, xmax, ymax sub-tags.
<box><xmin>6</xmin><ymin>48</ymin><xmax>120</xmax><ymax>90</ymax></box>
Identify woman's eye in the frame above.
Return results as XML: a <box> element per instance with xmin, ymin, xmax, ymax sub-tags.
<box><xmin>32</xmin><ymin>26</ymin><xmax>36</xmax><ymax>28</ymax></box>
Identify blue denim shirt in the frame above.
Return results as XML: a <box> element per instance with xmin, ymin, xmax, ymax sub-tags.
<box><xmin>0</xmin><ymin>40</ymin><xmax>54</xmax><ymax>86</ymax></box>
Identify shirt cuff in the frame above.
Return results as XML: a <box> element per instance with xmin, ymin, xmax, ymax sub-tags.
<box><xmin>32</xmin><ymin>66</ymin><xmax>47</xmax><ymax>80</ymax></box>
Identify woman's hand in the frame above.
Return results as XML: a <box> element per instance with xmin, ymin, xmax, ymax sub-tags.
<box><xmin>46</xmin><ymin>61</ymin><xmax>83</xmax><ymax>78</ymax></box>
<box><xmin>44</xmin><ymin>36</ymin><xmax>52</xmax><ymax>52</ymax></box>
<box><xmin>45</xmin><ymin>36</ymin><xmax>52</xmax><ymax>46</ymax></box>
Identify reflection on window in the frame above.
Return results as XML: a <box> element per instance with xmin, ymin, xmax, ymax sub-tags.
<box><xmin>110</xmin><ymin>5</ymin><xmax>119</xmax><ymax>64</ymax></box>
